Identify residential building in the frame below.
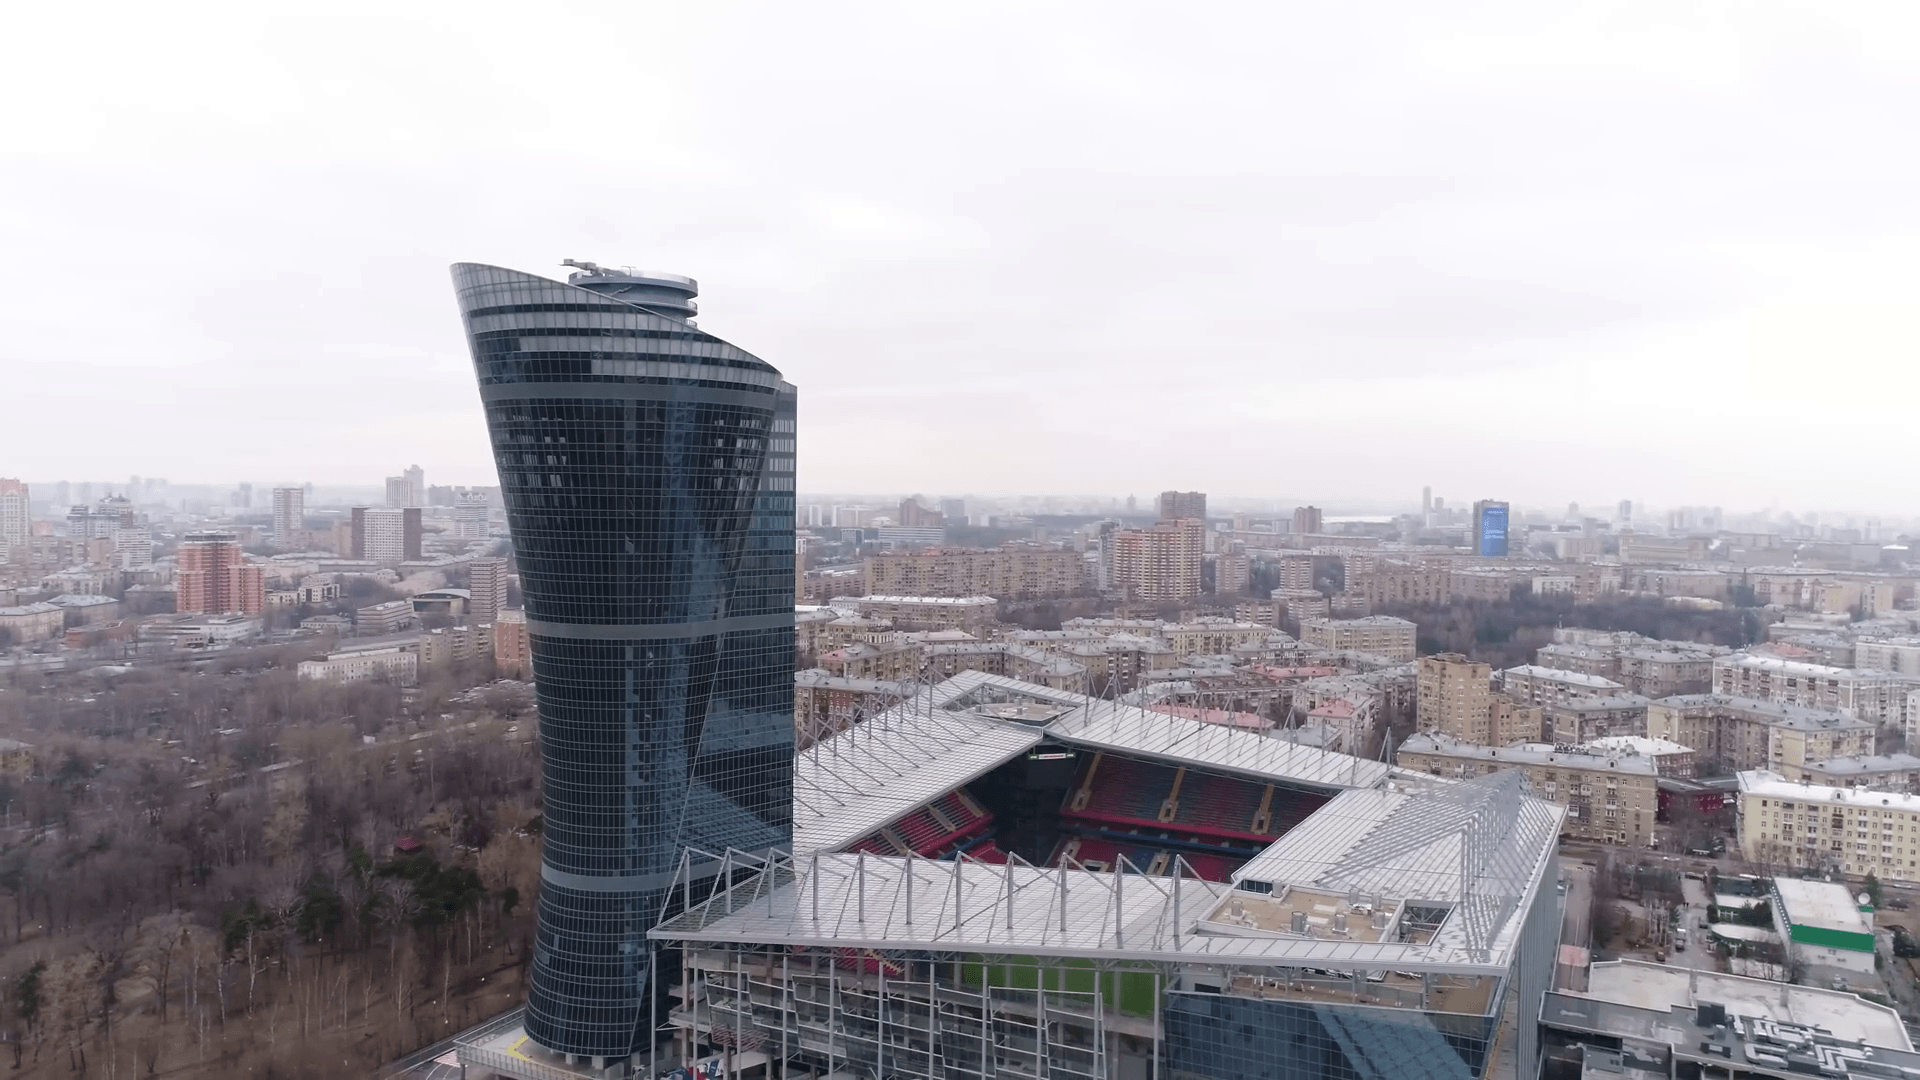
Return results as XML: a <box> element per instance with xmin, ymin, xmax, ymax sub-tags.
<box><xmin>350</xmin><ymin>506</ymin><xmax>422</xmax><ymax>564</ymax></box>
<box><xmin>830</xmin><ymin>595</ymin><xmax>996</xmax><ymax>635</ymax></box>
<box><xmin>1276</xmin><ymin>552</ymin><xmax>1315</xmax><ymax>591</ymax></box>
<box><xmin>0</xmin><ymin>479</ymin><xmax>27</xmax><ymax>560</ymax></box>
<box><xmin>1417</xmin><ymin>654</ymin><xmax>1493</xmax><ymax>740</ymax></box>
<box><xmin>385</xmin><ymin>464</ymin><xmax>424</xmax><ymax>508</ymax></box>
<box><xmin>1544</xmin><ymin>694</ymin><xmax>1651</xmax><ymax>745</ymax></box>
<box><xmin>1712</xmin><ymin>653</ymin><xmax>1914</xmax><ymax>724</ymax></box>
<box><xmin>1351</xmin><ymin>559</ymin><xmax>1451</xmax><ymax>606</ymax></box>
<box><xmin>468</xmin><ymin>558</ymin><xmax>509</xmax><ymax>624</ymax></box>
<box><xmin>1786</xmin><ymin>753</ymin><xmax>1920</xmax><ymax>793</ymax></box>
<box><xmin>1502</xmin><ymin>665</ymin><xmax>1626</xmax><ymax>709</ymax></box>
<box><xmin>1157</xmin><ymin>490</ymin><xmax>1206</xmax><ymax>522</ymax></box>
<box><xmin>0</xmin><ymin>739</ymin><xmax>33</xmax><ymax>778</ymax></box>
<box><xmin>454</xmin><ymin>260</ymin><xmax>795</xmax><ymax>1060</ymax></box>
<box><xmin>1397</xmin><ymin>732</ymin><xmax>1657</xmax><ymax>843</ymax></box>
<box><xmin>0</xmin><ymin>602</ymin><xmax>64</xmax><ymax>643</ymax></box>
<box><xmin>1291</xmin><ymin>505</ymin><xmax>1323</xmax><ymax>536</ymax></box>
<box><xmin>176</xmin><ymin>532</ymin><xmax>265</xmax><ymax>614</ymax></box>
<box><xmin>297</xmin><ymin>646</ymin><xmax>419</xmax><ymax>685</ymax></box>
<box><xmin>1110</xmin><ymin>518</ymin><xmax>1204</xmax><ymax>602</ymax></box>
<box><xmin>792</xmin><ymin>670</ymin><xmax>916</xmax><ymax>746</ymax></box>
<box><xmin>1615</xmin><ymin>647</ymin><xmax>1717</xmax><ymax>698</ymax></box>
<box><xmin>454</xmin><ymin>494</ymin><xmax>491</xmax><ymax>539</ymax></box>
<box><xmin>112</xmin><ymin>525</ymin><xmax>153</xmax><ymax>570</ymax></box>
<box><xmin>1215</xmin><ymin>546</ymin><xmax>1250</xmax><ymax>597</ymax></box>
<box><xmin>1649</xmin><ymin>695</ymin><xmax>1876</xmax><ymax>774</ymax></box>
<box><xmin>419</xmin><ymin>623</ymin><xmax>494</xmax><ymax>666</ymax></box>
<box><xmin>492</xmin><ymin>608</ymin><xmax>530</xmax><ymax>677</ymax></box>
<box><xmin>1856</xmin><ymin>637</ymin><xmax>1920</xmax><ymax>676</ymax></box>
<box><xmin>1738</xmin><ymin>769</ymin><xmax>1920</xmax><ymax>879</ymax></box>
<box><xmin>1299</xmin><ymin>615</ymin><xmax>1417</xmax><ymax>662</ymax></box>
<box><xmin>271</xmin><ymin>486</ymin><xmax>304</xmax><ymax>548</ymax></box>
<box><xmin>864</xmin><ymin>548</ymin><xmax>1084</xmax><ymax>599</ymax></box>
<box><xmin>1578</xmin><ymin>735</ymin><xmax>1696</xmax><ymax>778</ymax></box>
<box><xmin>896</xmin><ymin>497</ymin><xmax>945</xmax><ymax>528</ymax></box>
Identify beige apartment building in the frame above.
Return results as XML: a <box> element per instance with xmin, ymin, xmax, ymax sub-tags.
<box><xmin>296</xmin><ymin>646</ymin><xmax>419</xmax><ymax>685</ymax></box>
<box><xmin>1397</xmin><ymin>733</ymin><xmax>1659</xmax><ymax>844</ymax></box>
<box><xmin>1351</xmin><ymin>560</ymin><xmax>1451</xmax><ymax>606</ymax></box>
<box><xmin>1214</xmin><ymin>550</ymin><xmax>1251</xmax><ymax>597</ymax></box>
<box><xmin>922</xmin><ymin>642</ymin><xmax>1086</xmax><ymax>690</ymax></box>
<box><xmin>1501</xmin><ymin>665</ymin><xmax>1626</xmax><ymax>709</ymax></box>
<box><xmin>821</xmin><ymin>640</ymin><xmax>923</xmax><ymax>682</ymax></box>
<box><xmin>1161</xmin><ymin>618</ymin><xmax>1284</xmax><ymax>657</ymax></box>
<box><xmin>1647</xmin><ymin>695</ymin><xmax>1876</xmax><ymax>774</ymax></box>
<box><xmin>1299</xmin><ymin>615</ymin><xmax>1417</xmax><ymax>662</ymax></box>
<box><xmin>1712</xmin><ymin>653</ymin><xmax>1915</xmax><ymax>724</ymax></box>
<box><xmin>1418</xmin><ymin>654</ymin><xmax>1492</xmax><ymax>740</ymax></box>
<box><xmin>1450</xmin><ymin>568</ymin><xmax>1526</xmax><ymax>603</ymax></box>
<box><xmin>1781</xmin><ymin>753</ymin><xmax>1920</xmax><ymax>793</ymax></box>
<box><xmin>864</xmin><ymin>548</ymin><xmax>1084</xmax><ymax>600</ymax></box>
<box><xmin>831</xmin><ymin>595</ymin><xmax>998</xmax><ymax>636</ymax></box>
<box><xmin>1544</xmin><ymin>695</ymin><xmax>1651</xmax><ymax>745</ymax></box>
<box><xmin>1109</xmin><ymin>519</ymin><xmax>1205</xmax><ymax>602</ymax></box>
<box><xmin>1738</xmin><ymin>770</ymin><xmax>1920</xmax><ymax>880</ymax></box>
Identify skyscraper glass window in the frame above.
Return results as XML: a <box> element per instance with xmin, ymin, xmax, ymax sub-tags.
<box><xmin>451</xmin><ymin>262</ymin><xmax>796</xmax><ymax>1059</ymax></box>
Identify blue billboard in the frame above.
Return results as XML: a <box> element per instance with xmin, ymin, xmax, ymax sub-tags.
<box><xmin>1478</xmin><ymin>504</ymin><xmax>1509</xmax><ymax>557</ymax></box>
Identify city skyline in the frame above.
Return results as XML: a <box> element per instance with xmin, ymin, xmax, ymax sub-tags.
<box><xmin>7</xmin><ymin>5</ymin><xmax>1920</xmax><ymax>509</ymax></box>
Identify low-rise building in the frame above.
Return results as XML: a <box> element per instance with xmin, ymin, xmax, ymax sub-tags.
<box><xmin>821</xmin><ymin>640</ymin><xmax>923</xmax><ymax>683</ymax></box>
<box><xmin>793</xmin><ymin>670</ymin><xmax>916</xmax><ymax>746</ymax></box>
<box><xmin>354</xmin><ymin>599</ymin><xmax>417</xmax><ymax>636</ymax></box>
<box><xmin>829</xmin><ymin>595</ymin><xmax>998</xmax><ymax>635</ymax></box>
<box><xmin>1397</xmin><ymin>732</ymin><xmax>1659</xmax><ymax>844</ymax></box>
<box><xmin>1298</xmin><ymin>615</ymin><xmax>1416</xmax><ymax>662</ymax></box>
<box><xmin>1856</xmin><ymin>637</ymin><xmax>1920</xmax><ymax>676</ymax></box>
<box><xmin>1502</xmin><ymin>664</ymin><xmax>1626</xmax><ymax>708</ymax></box>
<box><xmin>419</xmin><ymin>623</ymin><xmax>494</xmax><ymax>665</ymax></box>
<box><xmin>0</xmin><ymin>602</ymin><xmax>65</xmax><ymax>643</ymax></box>
<box><xmin>297</xmin><ymin>646</ymin><xmax>419</xmax><ymax>685</ymax></box>
<box><xmin>47</xmin><ymin>593</ymin><xmax>122</xmax><ymax>626</ymax></box>
<box><xmin>1770</xmin><ymin>877</ymin><xmax>1876</xmax><ymax>975</ymax></box>
<box><xmin>1737</xmin><ymin>769</ymin><xmax>1920</xmax><ymax>880</ymax></box>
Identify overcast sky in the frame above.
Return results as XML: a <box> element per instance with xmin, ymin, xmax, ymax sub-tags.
<box><xmin>5</xmin><ymin>2</ymin><xmax>1918</xmax><ymax>515</ymax></box>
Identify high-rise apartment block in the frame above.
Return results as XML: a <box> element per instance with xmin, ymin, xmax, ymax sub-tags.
<box><xmin>350</xmin><ymin>506</ymin><xmax>422</xmax><ymax>563</ymax></box>
<box><xmin>1215</xmin><ymin>545</ymin><xmax>1251</xmax><ymax>597</ymax></box>
<box><xmin>176</xmin><ymin>532</ymin><xmax>265</xmax><ymax>615</ymax></box>
<box><xmin>385</xmin><ymin>464</ymin><xmax>425</xmax><ymax>508</ymax></box>
<box><xmin>1111</xmin><ymin>518</ymin><xmax>1204</xmax><ymax>602</ymax></box>
<box><xmin>0</xmin><ymin>479</ymin><xmax>27</xmax><ymax>560</ymax></box>
<box><xmin>1157</xmin><ymin>490</ymin><xmax>1206</xmax><ymax>522</ymax></box>
<box><xmin>453</xmin><ymin>260</ymin><xmax>795</xmax><ymax>1059</ymax></box>
<box><xmin>1292</xmin><ymin>505</ymin><xmax>1323</xmax><ymax>536</ymax></box>
<box><xmin>1277</xmin><ymin>552</ymin><xmax>1315</xmax><ymax>592</ymax></box>
<box><xmin>271</xmin><ymin>486</ymin><xmax>304</xmax><ymax>549</ymax></box>
<box><xmin>896</xmin><ymin>497</ymin><xmax>944</xmax><ymax>528</ymax></box>
<box><xmin>1418</xmin><ymin>653</ymin><xmax>1493</xmax><ymax>739</ymax></box>
<box><xmin>468</xmin><ymin>558</ymin><xmax>508</xmax><ymax>624</ymax></box>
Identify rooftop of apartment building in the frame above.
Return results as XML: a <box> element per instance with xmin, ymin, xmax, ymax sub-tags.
<box><xmin>1657</xmin><ymin>695</ymin><xmax>1878</xmax><ymax>732</ymax></box>
<box><xmin>1503</xmin><ymin>664</ymin><xmax>1627</xmax><ymax>689</ymax></box>
<box><xmin>1398</xmin><ymin>733</ymin><xmax>1661</xmax><ymax>776</ymax></box>
<box><xmin>832</xmin><ymin>594</ymin><xmax>998</xmax><ymax>606</ymax></box>
<box><xmin>1739</xmin><ymin>769</ymin><xmax>1920</xmax><ymax>810</ymax></box>
<box><xmin>1579</xmin><ymin>735</ymin><xmax>1693</xmax><ymax>757</ymax></box>
<box><xmin>1800</xmin><ymin>753</ymin><xmax>1920</xmax><ymax>776</ymax></box>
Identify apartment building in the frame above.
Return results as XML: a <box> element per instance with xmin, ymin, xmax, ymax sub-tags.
<box><xmin>1545</xmin><ymin>694</ymin><xmax>1652</xmax><ymax>745</ymax></box>
<box><xmin>1579</xmin><ymin>735</ymin><xmax>1696</xmax><ymax>779</ymax></box>
<box><xmin>493</xmin><ymin>609</ymin><xmax>530</xmax><ymax>677</ymax></box>
<box><xmin>1533</xmin><ymin>643</ymin><xmax>1621</xmax><ymax>682</ymax></box>
<box><xmin>1350</xmin><ymin>560</ymin><xmax>1451</xmax><ymax>606</ymax></box>
<box><xmin>1276</xmin><ymin>553</ymin><xmax>1314</xmax><ymax>592</ymax></box>
<box><xmin>1615</xmin><ymin>648</ymin><xmax>1717</xmax><ymax>698</ymax></box>
<box><xmin>1397</xmin><ymin>733</ymin><xmax>1658</xmax><ymax>844</ymax></box>
<box><xmin>176</xmin><ymin>532</ymin><xmax>265</xmax><ymax>615</ymax></box>
<box><xmin>821</xmin><ymin>640</ymin><xmax>923</xmax><ymax>682</ymax></box>
<box><xmin>350</xmin><ymin>506</ymin><xmax>423</xmax><ymax>564</ymax></box>
<box><xmin>1648</xmin><ymin>695</ymin><xmax>1876</xmax><ymax>774</ymax></box>
<box><xmin>354</xmin><ymin>600</ymin><xmax>417</xmax><ymax>636</ymax></box>
<box><xmin>0</xmin><ymin>479</ymin><xmax>27</xmax><ymax>560</ymax></box>
<box><xmin>863</xmin><ymin>548</ymin><xmax>1084</xmax><ymax>600</ymax></box>
<box><xmin>1417</xmin><ymin>653</ymin><xmax>1492</xmax><ymax>739</ymax></box>
<box><xmin>1856</xmin><ymin>638</ymin><xmax>1920</xmax><ymax>676</ymax></box>
<box><xmin>1617</xmin><ymin>532</ymin><xmax>1708</xmax><ymax>564</ymax></box>
<box><xmin>1501</xmin><ymin>665</ymin><xmax>1626</xmax><ymax>709</ymax></box>
<box><xmin>1159</xmin><ymin>618</ymin><xmax>1280</xmax><ymax>657</ymax></box>
<box><xmin>0</xmin><ymin>602</ymin><xmax>64</xmax><ymax>643</ymax></box>
<box><xmin>271</xmin><ymin>487</ymin><xmax>304</xmax><ymax>549</ymax></box>
<box><xmin>1782</xmin><ymin>754</ymin><xmax>1920</xmax><ymax>793</ymax></box>
<box><xmin>792</xmin><ymin>670</ymin><xmax>916</xmax><ymax>745</ymax></box>
<box><xmin>830</xmin><ymin>595</ymin><xmax>997</xmax><ymax>636</ymax></box>
<box><xmin>469</xmin><ymin>558</ymin><xmax>509</xmax><ymax>625</ymax></box>
<box><xmin>1299</xmin><ymin>615</ymin><xmax>1417</xmax><ymax>662</ymax></box>
<box><xmin>1738</xmin><ymin>770</ymin><xmax>1920</xmax><ymax>880</ymax></box>
<box><xmin>1157</xmin><ymin>490</ymin><xmax>1206</xmax><ymax>522</ymax></box>
<box><xmin>1215</xmin><ymin>549</ymin><xmax>1251</xmax><ymax>597</ymax></box>
<box><xmin>1451</xmin><ymin>568</ymin><xmax>1525</xmax><ymax>603</ymax></box>
<box><xmin>1110</xmin><ymin>519</ymin><xmax>1205</xmax><ymax>602</ymax></box>
<box><xmin>420</xmin><ymin>623</ymin><xmax>495</xmax><ymax>666</ymax></box>
<box><xmin>1712</xmin><ymin>653</ymin><xmax>1915</xmax><ymax>724</ymax></box>
<box><xmin>921</xmin><ymin>642</ymin><xmax>1085</xmax><ymax>690</ymax></box>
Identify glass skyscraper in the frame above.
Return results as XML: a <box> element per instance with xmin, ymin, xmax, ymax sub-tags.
<box><xmin>451</xmin><ymin>262</ymin><xmax>796</xmax><ymax>1059</ymax></box>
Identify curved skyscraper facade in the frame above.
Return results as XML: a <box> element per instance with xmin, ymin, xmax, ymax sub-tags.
<box><xmin>451</xmin><ymin>262</ymin><xmax>795</xmax><ymax>1058</ymax></box>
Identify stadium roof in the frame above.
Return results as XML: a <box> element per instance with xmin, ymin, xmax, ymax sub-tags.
<box><xmin>792</xmin><ymin>699</ymin><xmax>1042</xmax><ymax>856</ymax></box>
<box><xmin>1233</xmin><ymin>771</ymin><xmax>1564</xmax><ymax>962</ymax></box>
<box><xmin>1047</xmin><ymin>695</ymin><xmax>1392</xmax><ymax>790</ymax></box>
<box><xmin>654</xmin><ymin>771</ymin><xmax>1557</xmax><ymax>973</ymax></box>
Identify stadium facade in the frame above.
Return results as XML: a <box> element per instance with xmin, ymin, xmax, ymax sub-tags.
<box><xmin>451</xmin><ymin>262</ymin><xmax>796</xmax><ymax>1061</ymax></box>
<box><xmin>639</xmin><ymin>673</ymin><xmax>1565</xmax><ymax>1080</ymax></box>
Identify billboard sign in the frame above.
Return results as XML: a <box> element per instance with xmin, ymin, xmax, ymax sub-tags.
<box><xmin>1479</xmin><ymin>504</ymin><xmax>1509</xmax><ymax>557</ymax></box>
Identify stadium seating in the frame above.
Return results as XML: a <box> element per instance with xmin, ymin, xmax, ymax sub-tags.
<box><xmin>1066</xmin><ymin>756</ymin><xmax>1179</xmax><ymax>825</ymax></box>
